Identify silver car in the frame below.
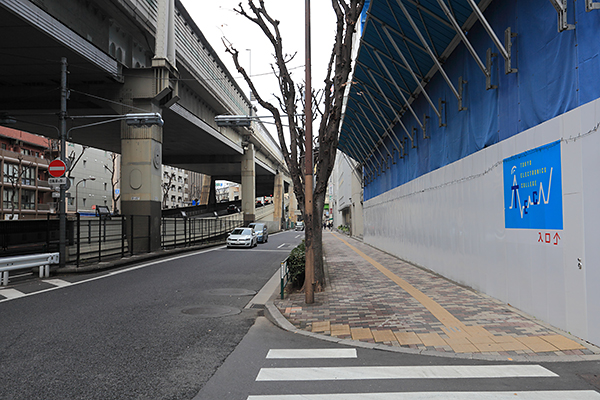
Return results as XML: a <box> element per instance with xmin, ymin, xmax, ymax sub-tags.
<box><xmin>226</xmin><ymin>227</ymin><xmax>257</xmax><ymax>248</ymax></box>
<box><xmin>248</xmin><ymin>222</ymin><xmax>268</xmax><ymax>243</ymax></box>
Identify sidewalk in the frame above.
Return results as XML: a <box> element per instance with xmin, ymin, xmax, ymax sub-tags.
<box><xmin>272</xmin><ymin>232</ymin><xmax>600</xmax><ymax>362</ymax></box>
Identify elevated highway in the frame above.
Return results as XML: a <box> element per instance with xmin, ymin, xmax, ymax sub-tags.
<box><xmin>0</xmin><ymin>0</ymin><xmax>293</xmax><ymax>250</ymax></box>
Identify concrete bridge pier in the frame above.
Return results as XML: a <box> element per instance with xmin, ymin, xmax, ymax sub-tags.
<box><xmin>241</xmin><ymin>143</ymin><xmax>256</xmax><ymax>225</ymax></box>
<box><xmin>120</xmin><ymin>110</ymin><xmax>163</xmax><ymax>253</ymax></box>
<box><xmin>273</xmin><ymin>171</ymin><xmax>283</xmax><ymax>230</ymax></box>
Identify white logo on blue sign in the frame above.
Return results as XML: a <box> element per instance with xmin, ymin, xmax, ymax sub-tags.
<box><xmin>503</xmin><ymin>141</ymin><xmax>563</xmax><ymax>230</ymax></box>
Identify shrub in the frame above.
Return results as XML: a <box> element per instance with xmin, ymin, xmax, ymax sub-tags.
<box><xmin>287</xmin><ymin>240</ymin><xmax>305</xmax><ymax>288</ymax></box>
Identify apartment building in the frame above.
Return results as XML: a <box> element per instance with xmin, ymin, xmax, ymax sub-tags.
<box><xmin>0</xmin><ymin>127</ymin><xmax>52</xmax><ymax>220</ymax></box>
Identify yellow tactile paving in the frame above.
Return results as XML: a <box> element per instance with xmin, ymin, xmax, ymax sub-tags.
<box><xmin>395</xmin><ymin>331</ymin><xmax>423</xmax><ymax>345</ymax></box>
<box><xmin>541</xmin><ymin>335</ymin><xmax>586</xmax><ymax>350</ymax></box>
<box><xmin>448</xmin><ymin>343</ymin><xmax>480</xmax><ymax>353</ymax></box>
<box><xmin>334</xmin><ymin>235</ymin><xmax>471</xmax><ymax>334</ymax></box>
<box><xmin>351</xmin><ymin>327</ymin><xmax>374</xmax><ymax>340</ymax></box>
<box><xmin>330</xmin><ymin>324</ymin><xmax>351</xmax><ymax>336</ymax></box>
<box><xmin>466</xmin><ymin>335</ymin><xmax>497</xmax><ymax>345</ymax></box>
<box><xmin>417</xmin><ymin>332</ymin><xmax>447</xmax><ymax>347</ymax></box>
<box><xmin>516</xmin><ymin>336</ymin><xmax>560</xmax><ymax>353</ymax></box>
<box><xmin>490</xmin><ymin>335</ymin><xmax>519</xmax><ymax>344</ymax></box>
<box><xmin>499</xmin><ymin>340</ymin><xmax>531</xmax><ymax>352</ymax></box>
<box><xmin>311</xmin><ymin>321</ymin><xmax>331</xmax><ymax>333</ymax></box>
<box><xmin>331</xmin><ymin>235</ymin><xmax>593</xmax><ymax>356</ymax></box>
<box><xmin>462</xmin><ymin>325</ymin><xmax>493</xmax><ymax>337</ymax></box>
<box><xmin>372</xmin><ymin>329</ymin><xmax>398</xmax><ymax>343</ymax></box>
<box><xmin>473</xmin><ymin>342</ymin><xmax>505</xmax><ymax>352</ymax></box>
<box><xmin>441</xmin><ymin>326</ymin><xmax>469</xmax><ymax>338</ymax></box>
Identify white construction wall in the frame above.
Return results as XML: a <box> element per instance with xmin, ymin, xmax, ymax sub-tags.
<box><xmin>364</xmin><ymin>98</ymin><xmax>600</xmax><ymax>347</ymax></box>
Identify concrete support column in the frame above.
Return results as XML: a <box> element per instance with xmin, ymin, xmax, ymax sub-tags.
<box><xmin>289</xmin><ymin>185</ymin><xmax>298</xmax><ymax>224</ymax></box>
<box><xmin>120</xmin><ymin>116</ymin><xmax>163</xmax><ymax>253</ymax></box>
<box><xmin>273</xmin><ymin>171</ymin><xmax>283</xmax><ymax>230</ymax></box>
<box><xmin>241</xmin><ymin>143</ymin><xmax>255</xmax><ymax>225</ymax></box>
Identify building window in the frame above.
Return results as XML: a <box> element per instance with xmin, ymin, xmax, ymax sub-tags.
<box><xmin>2</xmin><ymin>189</ymin><xmax>16</xmax><ymax>209</ymax></box>
<box><xmin>83</xmin><ymin>160</ymin><xmax>87</xmax><ymax>168</ymax></box>
<box><xmin>22</xmin><ymin>166</ymin><xmax>35</xmax><ymax>186</ymax></box>
<box><xmin>82</xmin><ymin>198</ymin><xmax>86</xmax><ymax>207</ymax></box>
<box><xmin>1</xmin><ymin>143</ymin><xmax>6</xmax><ymax>150</ymax></box>
<box><xmin>104</xmin><ymin>182</ymin><xmax>107</xmax><ymax>191</ymax></box>
<box><xmin>21</xmin><ymin>190</ymin><xmax>35</xmax><ymax>209</ymax></box>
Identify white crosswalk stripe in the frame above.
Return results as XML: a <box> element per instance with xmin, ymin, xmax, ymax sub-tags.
<box><xmin>266</xmin><ymin>349</ymin><xmax>357</xmax><ymax>359</ymax></box>
<box><xmin>248</xmin><ymin>348</ymin><xmax>600</xmax><ymax>399</ymax></box>
<box><xmin>43</xmin><ymin>279</ymin><xmax>71</xmax><ymax>287</ymax></box>
<box><xmin>0</xmin><ymin>288</ymin><xmax>25</xmax><ymax>300</ymax></box>
<box><xmin>247</xmin><ymin>391</ymin><xmax>600</xmax><ymax>399</ymax></box>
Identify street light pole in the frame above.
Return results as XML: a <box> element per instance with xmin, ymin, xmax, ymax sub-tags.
<box><xmin>304</xmin><ymin>0</ymin><xmax>315</xmax><ymax>304</ymax></box>
<box><xmin>59</xmin><ymin>57</ymin><xmax>68</xmax><ymax>269</ymax></box>
<box><xmin>75</xmin><ymin>177</ymin><xmax>95</xmax><ymax>212</ymax></box>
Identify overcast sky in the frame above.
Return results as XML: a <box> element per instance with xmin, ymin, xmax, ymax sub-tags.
<box><xmin>180</xmin><ymin>0</ymin><xmax>337</xmax><ymax>115</ymax></box>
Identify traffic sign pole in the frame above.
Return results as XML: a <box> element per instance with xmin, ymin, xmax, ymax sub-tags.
<box><xmin>59</xmin><ymin>57</ymin><xmax>67</xmax><ymax>269</ymax></box>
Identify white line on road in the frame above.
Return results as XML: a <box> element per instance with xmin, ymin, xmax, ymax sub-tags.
<box><xmin>277</xmin><ymin>243</ymin><xmax>286</xmax><ymax>249</ymax></box>
<box><xmin>266</xmin><ymin>349</ymin><xmax>357</xmax><ymax>359</ymax></box>
<box><xmin>0</xmin><ymin>247</ymin><xmax>222</xmax><ymax>304</ymax></box>
<box><xmin>0</xmin><ymin>288</ymin><xmax>25</xmax><ymax>300</ymax></box>
<box><xmin>247</xmin><ymin>391</ymin><xmax>600</xmax><ymax>399</ymax></box>
<box><xmin>44</xmin><ymin>279</ymin><xmax>71</xmax><ymax>287</ymax></box>
<box><xmin>255</xmin><ymin>365</ymin><xmax>558</xmax><ymax>381</ymax></box>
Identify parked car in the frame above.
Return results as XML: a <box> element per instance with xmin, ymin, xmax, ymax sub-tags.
<box><xmin>226</xmin><ymin>227</ymin><xmax>257</xmax><ymax>248</ymax></box>
<box><xmin>295</xmin><ymin>221</ymin><xmax>304</xmax><ymax>231</ymax></box>
<box><xmin>227</xmin><ymin>204</ymin><xmax>239</xmax><ymax>214</ymax></box>
<box><xmin>248</xmin><ymin>222</ymin><xmax>268</xmax><ymax>243</ymax></box>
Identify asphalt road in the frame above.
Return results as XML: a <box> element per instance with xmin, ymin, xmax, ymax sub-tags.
<box><xmin>0</xmin><ymin>230</ymin><xmax>304</xmax><ymax>400</ymax></box>
<box><xmin>197</xmin><ymin>317</ymin><xmax>600</xmax><ymax>399</ymax></box>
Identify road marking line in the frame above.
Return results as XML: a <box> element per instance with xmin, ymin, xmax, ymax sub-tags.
<box><xmin>277</xmin><ymin>243</ymin><xmax>286</xmax><ymax>249</ymax></box>
<box><xmin>255</xmin><ymin>365</ymin><xmax>557</xmax><ymax>381</ymax></box>
<box><xmin>247</xmin><ymin>391</ymin><xmax>600</xmax><ymax>399</ymax></box>
<box><xmin>0</xmin><ymin>288</ymin><xmax>25</xmax><ymax>300</ymax></box>
<box><xmin>266</xmin><ymin>349</ymin><xmax>357</xmax><ymax>359</ymax></box>
<box><xmin>0</xmin><ymin>247</ymin><xmax>221</xmax><ymax>304</ymax></box>
<box><xmin>44</xmin><ymin>279</ymin><xmax>71</xmax><ymax>287</ymax></box>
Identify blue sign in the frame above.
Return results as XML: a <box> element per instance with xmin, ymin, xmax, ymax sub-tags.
<box><xmin>503</xmin><ymin>140</ymin><xmax>563</xmax><ymax>230</ymax></box>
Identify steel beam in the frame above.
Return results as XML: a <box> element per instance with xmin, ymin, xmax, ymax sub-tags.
<box><xmin>396</xmin><ymin>0</ymin><xmax>461</xmax><ymax>101</ymax></box>
<box><xmin>365</xmin><ymin>68</ymin><xmax>414</xmax><ymax>144</ymax></box>
<box><xmin>587</xmin><ymin>0</ymin><xmax>600</xmax><ymax>11</ymax></box>
<box><xmin>372</xmin><ymin>48</ymin><xmax>424</xmax><ymax>130</ymax></box>
<box><xmin>356</xmin><ymin>82</ymin><xmax>406</xmax><ymax>153</ymax></box>
<box><xmin>381</xmin><ymin>25</ymin><xmax>442</xmax><ymax>120</ymax></box>
<box><xmin>436</xmin><ymin>0</ymin><xmax>489</xmax><ymax>78</ymax></box>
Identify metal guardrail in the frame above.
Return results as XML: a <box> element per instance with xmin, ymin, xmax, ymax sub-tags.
<box><xmin>0</xmin><ymin>252</ymin><xmax>59</xmax><ymax>285</ymax></box>
<box><xmin>280</xmin><ymin>256</ymin><xmax>289</xmax><ymax>299</ymax></box>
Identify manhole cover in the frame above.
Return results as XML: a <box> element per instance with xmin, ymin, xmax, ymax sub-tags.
<box><xmin>208</xmin><ymin>288</ymin><xmax>257</xmax><ymax>296</ymax></box>
<box><xmin>181</xmin><ymin>305</ymin><xmax>241</xmax><ymax>318</ymax></box>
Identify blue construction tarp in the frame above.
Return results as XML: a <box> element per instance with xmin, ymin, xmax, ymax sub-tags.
<box><xmin>340</xmin><ymin>0</ymin><xmax>600</xmax><ymax>201</ymax></box>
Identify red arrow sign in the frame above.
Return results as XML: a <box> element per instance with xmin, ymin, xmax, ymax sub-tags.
<box><xmin>48</xmin><ymin>159</ymin><xmax>67</xmax><ymax>178</ymax></box>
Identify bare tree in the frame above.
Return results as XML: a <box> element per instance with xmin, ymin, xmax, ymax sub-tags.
<box><xmin>104</xmin><ymin>153</ymin><xmax>121</xmax><ymax>214</ymax></box>
<box><xmin>4</xmin><ymin>155</ymin><xmax>30</xmax><ymax>220</ymax></box>
<box><xmin>225</xmin><ymin>0</ymin><xmax>365</xmax><ymax>292</ymax></box>
<box><xmin>162</xmin><ymin>172</ymin><xmax>176</xmax><ymax>209</ymax></box>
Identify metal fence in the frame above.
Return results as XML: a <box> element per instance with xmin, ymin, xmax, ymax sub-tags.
<box><xmin>0</xmin><ymin>213</ymin><xmax>244</xmax><ymax>267</ymax></box>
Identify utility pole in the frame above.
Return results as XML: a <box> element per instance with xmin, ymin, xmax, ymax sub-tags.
<box><xmin>304</xmin><ymin>0</ymin><xmax>314</xmax><ymax>304</ymax></box>
<box><xmin>59</xmin><ymin>57</ymin><xmax>67</xmax><ymax>269</ymax></box>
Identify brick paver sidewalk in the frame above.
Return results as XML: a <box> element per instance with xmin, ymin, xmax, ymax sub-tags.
<box><xmin>274</xmin><ymin>232</ymin><xmax>599</xmax><ymax>360</ymax></box>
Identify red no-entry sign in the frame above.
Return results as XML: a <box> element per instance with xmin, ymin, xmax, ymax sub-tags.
<box><xmin>48</xmin><ymin>159</ymin><xmax>67</xmax><ymax>178</ymax></box>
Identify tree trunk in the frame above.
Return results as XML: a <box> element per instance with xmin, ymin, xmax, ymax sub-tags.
<box><xmin>312</xmin><ymin>190</ymin><xmax>326</xmax><ymax>290</ymax></box>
